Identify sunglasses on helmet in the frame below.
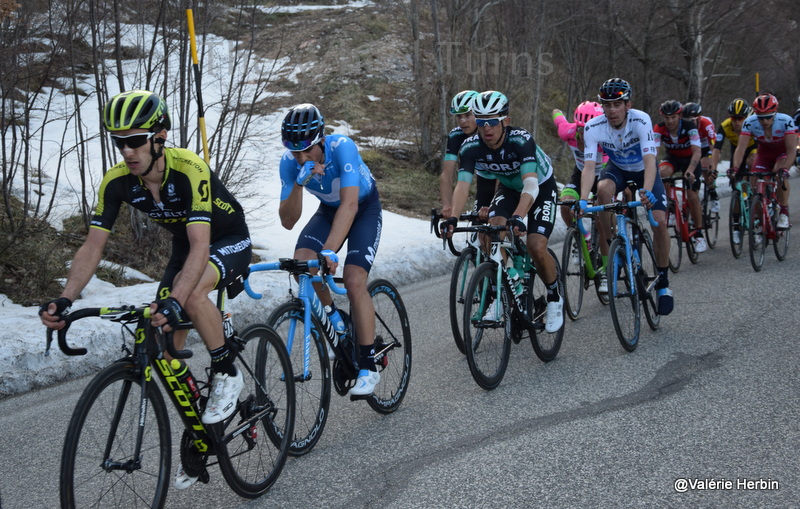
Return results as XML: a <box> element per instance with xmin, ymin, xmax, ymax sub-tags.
<box><xmin>282</xmin><ymin>130</ymin><xmax>324</xmax><ymax>152</ymax></box>
<box><xmin>475</xmin><ymin>116</ymin><xmax>506</xmax><ymax>127</ymax></box>
<box><xmin>450</xmin><ymin>105</ymin><xmax>472</xmax><ymax>115</ymax></box>
<box><xmin>599</xmin><ymin>90</ymin><xmax>626</xmax><ymax>101</ymax></box>
<box><xmin>110</xmin><ymin>132</ymin><xmax>156</xmax><ymax>150</ymax></box>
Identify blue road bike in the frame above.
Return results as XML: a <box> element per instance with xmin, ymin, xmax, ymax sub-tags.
<box><xmin>245</xmin><ymin>253</ymin><xmax>411</xmax><ymax>455</ymax></box>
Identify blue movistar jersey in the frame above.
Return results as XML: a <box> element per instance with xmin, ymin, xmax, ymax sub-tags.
<box><xmin>279</xmin><ymin>134</ymin><xmax>376</xmax><ymax>207</ymax></box>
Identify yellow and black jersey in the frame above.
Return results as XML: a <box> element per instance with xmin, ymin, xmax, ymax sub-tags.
<box><xmin>91</xmin><ymin>147</ymin><xmax>248</xmax><ymax>241</ymax></box>
<box><xmin>714</xmin><ymin>118</ymin><xmax>757</xmax><ymax>153</ymax></box>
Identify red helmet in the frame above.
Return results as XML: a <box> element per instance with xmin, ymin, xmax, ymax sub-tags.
<box><xmin>752</xmin><ymin>94</ymin><xmax>778</xmax><ymax>117</ymax></box>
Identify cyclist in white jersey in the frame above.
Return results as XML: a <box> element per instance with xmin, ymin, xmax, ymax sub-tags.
<box><xmin>578</xmin><ymin>78</ymin><xmax>673</xmax><ymax>315</ymax></box>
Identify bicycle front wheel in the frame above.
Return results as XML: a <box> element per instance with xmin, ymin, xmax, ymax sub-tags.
<box><xmin>772</xmin><ymin>201</ymin><xmax>790</xmax><ymax>261</ymax></box>
<box><xmin>668</xmin><ymin>216</ymin><xmax>683</xmax><ymax>272</ymax></box>
<box><xmin>61</xmin><ymin>361</ymin><xmax>170</xmax><ymax>509</ymax></box>
<box><xmin>729</xmin><ymin>190</ymin><xmax>744</xmax><ymax>258</ymax></box>
<box><xmin>607</xmin><ymin>238</ymin><xmax>641</xmax><ymax>351</ymax></box>
<box><xmin>561</xmin><ymin>228</ymin><xmax>584</xmax><ymax>320</ymax></box>
<box><xmin>367</xmin><ymin>279</ymin><xmax>412</xmax><ymax>414</ymax></box>
<box><xmin>267</xmin><ymin>301</ymin><xmax>330</xmax><ymax>456</ymax></box>
<box><xmin>638</xmin><ymin>231</ymin><xmax>660</xmax><ymax>331</ymax></box>
<box><xmin>749</xmin><ymin>194</ymin><xmax>765</xmax><ymax>272</ymax></box>
<box><xmin>449</xmin><ymin>247</ymin><xmax>479</xmax><ymax>354</ymax></box>
<box><xmin>703</xmin><ymin>199</ymin><xmax>719</xmax><ymax>248</ymax></box>
<box><xmin>463</xmin><ymin>261</ymin><xmax>511</xmax><ymax>390</ymax></box>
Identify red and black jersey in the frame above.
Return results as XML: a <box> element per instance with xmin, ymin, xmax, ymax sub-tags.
<box><xmin>653</xmin><ymin>119</ymin><xmax>701</xmax><ymax>158</ymax></box>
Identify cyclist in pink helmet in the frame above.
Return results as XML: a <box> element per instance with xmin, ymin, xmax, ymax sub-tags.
<box><xmin>552</xmin><ymin>101</ymin><xmax>608</xmax><ymax>283</ymax></box>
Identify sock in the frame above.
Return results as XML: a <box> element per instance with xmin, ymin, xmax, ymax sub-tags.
<box><xmin>545</xmin><ymin>279</ymin><xmax>560</xmax><ymax>302</ymax></box>
<box><xmin>359</xmin><ymin>344</ymin><xmax>376</xmax><ymax>372</ymax></box>
<box><xmin>209</xmin><ymin>344</ymin><xmax>236</xmax><ymax>376</ymax></box>
<box><xmin>710</xmin><ymin>189</ymin><xmax>718</xmax><ymax>200</ymax></box>
<box><xmin>601</xmin><ymin>254</ymin><xmax>607</xmax><ymax>269</ymax></box>
<box><xmin>780</xmin><ymin>206</ymin><xmax>788</xmax><ymax>215</ymax></box>
<box><xmin>657</xmin><ymin>267</ymin><xmax>669</xmax><ymax>289</ymax></box>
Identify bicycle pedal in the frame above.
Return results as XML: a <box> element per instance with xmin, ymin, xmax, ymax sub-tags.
<box><xmin>349</xmin><ymin>393</ymin><xmax>370</xmax><ymax>402</ymax></box>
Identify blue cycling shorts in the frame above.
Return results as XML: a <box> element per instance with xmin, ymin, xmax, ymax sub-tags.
<box><xmin>295</xmin><ymin>186</ymin><xmax>382</xmax><ymax>273</ymax></box>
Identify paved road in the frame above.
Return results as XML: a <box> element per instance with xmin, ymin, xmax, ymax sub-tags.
<box><xmin>2</xmin><ymin>188</ymin><xmax>799</xmax><ymax>508</ymax></box>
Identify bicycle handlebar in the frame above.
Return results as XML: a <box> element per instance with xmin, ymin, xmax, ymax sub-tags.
<box><xmin>429</xmin><ymin>208</ymin><xmax>483</xmax><ymax>238</ymax></box>
<box><xmin>44</xmin><ymin>305</ymin><xmax>195</xmax><ymax>359</ymax></box>
<box><xmin>583</xmin><ymin>200</ymin><xmax>659</xmax><ymax>228</ymax></box>
<box><xmin>244</xmin><ymin>253</ymin><xmax>348</xmax><ymax>300</ymax></box>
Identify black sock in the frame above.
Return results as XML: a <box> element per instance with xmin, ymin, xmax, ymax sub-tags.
<box><xmin>545</xmin><ymin>279</ymin><xmax>560</xmax><ymax>302</ymax></box>
<box><xmin>657</xmin><ymin>267</ymin><xmax>669</xmax><ymax>289</ymax></box>
<box><xmin>359</xmin><ymin>344</ymin><xmax>376</xmax><ymax>372</ymax></box>
<box><xmin>209</xmin><ymin>344</ymin><xmax>236</xmax><ymax>376</ymax></box>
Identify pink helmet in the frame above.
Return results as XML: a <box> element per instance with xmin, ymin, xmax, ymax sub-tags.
<box><xmin>573</xmin><ymin>101</ymin><xmax>604</xmax><ymax>127</ymax></box>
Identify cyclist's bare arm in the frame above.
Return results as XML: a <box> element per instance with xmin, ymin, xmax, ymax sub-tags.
<box><xmin>777</xmin><ymin>133</ymin><xmax>798</xmax><ymax>171</ymax></box>
<box><xmin>731</xmin><ymin>133</ymin><xmax>750</xmax><ymax>170</ymax></box>
<box><xmin>579</xmin><ymin>160</ymin><xmax>597</xmax><ymax>202</ymax></box>
<box><xmin>439</xmin><ymin>159</ymin><xmax>457</xmax><ymax>217</ymax></box>
<box><xmin>41</xmin><ymin>228</ymin><xmax>109</xmax><ymax>330</ymax></box>
<box><xmin>279</xmin><ymin>182</ymin><xmax>304</xmax><ymax>229</ymax></box>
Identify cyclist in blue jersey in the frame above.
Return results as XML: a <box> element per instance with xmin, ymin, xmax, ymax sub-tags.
<box><xmin>279</xmin><ymin>103</ymin><xmax>383</xmax><ymax>397</ymax></box>
<box><xmin>443</xmin><ymin>90</ymin><xmax>563</xmax><ymax>333</ymax></box>
<box><xmin>579</xmin><ymin>78</ymin><xmax>673</xmax><ymax>315</ymax></box>
<box><xmin>38</xmin><ymin>90</ymin><xmax>253</xmax><ymax>490</ymax></box>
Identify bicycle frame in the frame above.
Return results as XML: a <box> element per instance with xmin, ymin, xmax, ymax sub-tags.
<box><xmin>753</xmin><ymin>177</ymin><xmax>780</xmax><ymax>240</ymax></box>
<box><xmin>664</xmin><ymin>177</ymin><xmax>693</xmax><ymax>242</ymax></box>
<box><xmin>584</xmin><ymin>201</ymin><xmax>659</xmax><ymax>298</ymax></box>
<box><xmin>47</xmin><ymin>299</ymin><xmax>271</xmax><ymax>468</ymax></box>
<box><xmin>574</xmin><ymin>211</ymin><xmax>602</xmax><ymax>279</ymax></box>
<box><xmin>477</xmin><ymin>227</ymin><xmax>533</xmax><ymax>323</ymax></box>
<box><xmin>245</xmin><ymin>258</ymin><xmax>348</xmax><ymax>382</ymax></box>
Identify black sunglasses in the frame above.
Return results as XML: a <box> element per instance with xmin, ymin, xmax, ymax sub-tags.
<box><xmin>110</xmin><ymin>132</ymin><xmax>156</xmax><ymax>150</ymax></box>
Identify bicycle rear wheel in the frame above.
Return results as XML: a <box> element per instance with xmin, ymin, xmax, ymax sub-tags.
<box><xmin>668</xmin><ymin>211</ymin><xmax>683</xmax><ymax>272</ymax></box>
<box><xmin>749</xmin><ymin>194</ymin><xmax>765</xmax><ymax>272</ymax></box>
<box><xmin>217</xmin><ymin>324</ymin><xmax>295</xmax><ymax>498</ymax></box>
<box><xmin>607</xmin><ymin>238</ymin><xmax>640</xmax><ymax>351</ymax></box>
<box><xmin>449</xmin><ymin>247</ymin><xmax>479</xmax><ymax>354</ymax></box>
<box><xmin>267</xmin><ymin>301</ymin><xmax>330</xmax><ymax>456</ymax></box>
<box><xmin>463</xmin><ymin>261</ymin><xmax>511</xmax><ymax>390</ymax></box>
<box><xmin>729</xmin><ymin>190</ymin><xmax>744</xmax><ymax>258</ymax></box>
<box><xmin>638</xmin><ymin>231</ymin><xmax>660</xmax><ymax>331</ymax></box>
<box><xmin>561</xmin><ymin>228</ymin><xmax>584</xmax><ymax>320</ymax></box>
<box><xmin>529</xmin><ymin>248</ymin><xmax>564</xmax><ymax>362</ymax></box>
<box><xmin>366</xmin><ymin>279</ymin><xmax>412</xmax><ymax>414</ymax></box>
<box><xmin>61</xmin><ymin>361</ymin><xmax>170</xmax><ymax>509</ymax></box>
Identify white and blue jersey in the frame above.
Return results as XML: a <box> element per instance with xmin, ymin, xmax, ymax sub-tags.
<box><xmin>582</xmin><ymin>109</ymin><xmax>658</xmax><ymax>172</ymax></box>
<box><xmin>279</xmin><ymin>134</ymin><xmax>376</xmax><ymax>207</ymax></box>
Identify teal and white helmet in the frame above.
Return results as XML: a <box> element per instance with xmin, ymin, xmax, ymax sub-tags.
<box><xmin>473</xmin><ymin>90</ymin><xmax>509</xmax><ymax>116</ymax></box>
<box><xmin>449</xmin><ymin>90</ymin><xmax>480</xmax><ymax>115</ymax></box>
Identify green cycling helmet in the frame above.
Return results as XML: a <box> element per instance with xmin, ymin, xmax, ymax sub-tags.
<box><xmin>103</xmin><ymin>90</ymin><xmax>171</xmax><ymax>132</ymax></box>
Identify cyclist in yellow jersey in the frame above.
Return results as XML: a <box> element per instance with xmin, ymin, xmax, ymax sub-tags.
<box><xmin>712</xmin><ymin>98</ymin><xmax>758</xmax><ymax>245</ymax></box>
<box><xmin>39</xmin><ymin>90</ymin><xmax>253</xmax><ymax>491</ymax></box>
<box><xmin>712</xmin><ymin>98</ymin><xmax>757</xmax><ymax>179</ymax></box>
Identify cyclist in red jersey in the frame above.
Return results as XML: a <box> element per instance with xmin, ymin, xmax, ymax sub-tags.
<box><xmin>682</xmin><ymin>102</ymin><xmax>719</xmax><ymax>213</ymax></box>
<box><xmin>732</xmin><ymin>94</ymin><xmax>797</xmax><ymax>230</ymax></box>
<box><xmin>653</xmin><ymin>100</ymin><xmax>706</xmax><ymax>253</ymax></box>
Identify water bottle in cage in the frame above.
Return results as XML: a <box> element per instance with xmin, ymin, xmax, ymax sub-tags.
<box><xmin>171</xmin><ymin>359</ymin><xmax>201</xmax><ymax>402</ymax></box>
<box><xmin>222</xmin><ymin>312</ymin><xmax>236</xmax><ymax>341</ymax></box>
